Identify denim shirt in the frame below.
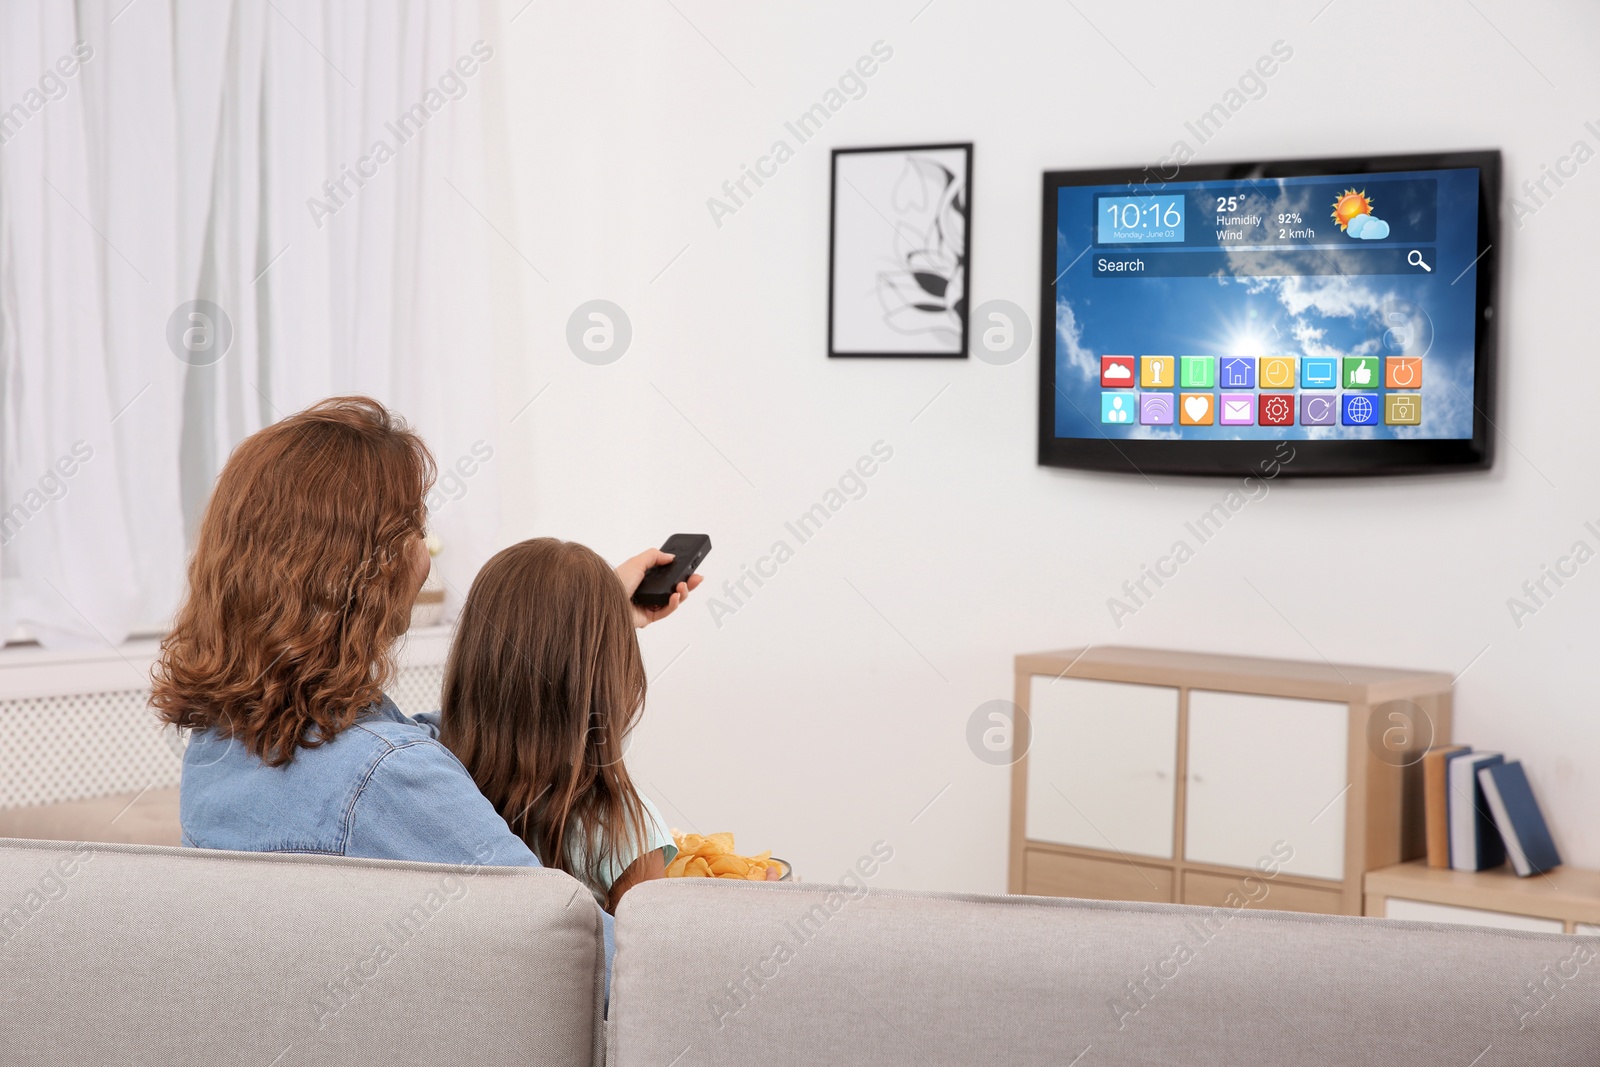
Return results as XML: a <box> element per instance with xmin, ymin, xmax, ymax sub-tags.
<box><xmin>179</xmin><ymin>696</ymin><xmax>614</xmax><ymax>980</ymax></box>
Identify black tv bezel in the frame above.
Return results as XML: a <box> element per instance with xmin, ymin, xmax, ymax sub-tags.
<box><xmin>1037</xmin><ymin>150</ymin><xmax>1500</xmax><ymax>477</ymax></box>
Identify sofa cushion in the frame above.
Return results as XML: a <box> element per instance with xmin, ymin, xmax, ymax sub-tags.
<box><xmin>609</xmin><ymin>879</ymin><xmax>1600</xmax><ymax>1066</ymax></box>
<box><xmin>0</xmin><ymin>838</ymin><xmax>604</xmax><ymax>1067</ymax></box>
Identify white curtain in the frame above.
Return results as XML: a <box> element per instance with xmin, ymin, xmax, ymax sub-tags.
<box><xmin>0</xmin><ymin>0</ymin><xmax>504</xmax><ymax>649</ymax></box>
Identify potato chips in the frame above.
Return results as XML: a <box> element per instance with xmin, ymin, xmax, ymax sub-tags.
<box><xmin>666</xmin><ymin>831</ymin><xmax>785</xmax><ymax>881</ymax></box>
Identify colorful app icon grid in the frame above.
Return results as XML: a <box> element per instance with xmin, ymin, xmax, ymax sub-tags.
<box><xmin>1096</xmin><ymin>351</ymin><xmax>1427</xmax><ymax>431</ymax></box>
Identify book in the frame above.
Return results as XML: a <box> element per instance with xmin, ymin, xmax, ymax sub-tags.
<box><xmin>1449</xmin><ymin>751</ymin><xmax>1505</xmax><ymax>872</ymax></box>
<box><xmin>1478</xmin><ymin>761</ymin><xmax>1562</xmax><ymax>877</ymax></box>
<box><xmin>1443</xmin><ymin>748</ymin><xmax>1485</xmax><ymax>868</ymax></box>
<box><xmin>1423</xmin><ymin>744</ymin><xmax>1470</xmax><ymax>868</ymax></box>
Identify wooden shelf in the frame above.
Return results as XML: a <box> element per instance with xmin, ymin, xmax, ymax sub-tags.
<box><xmin>1011</xmin><ymin>647</ymin><xmax>1454</xmax><ymax>917</ymax></box>
<box><xmin>1017</xmin><ymin>646</ymin><xmax>1453</xmax><ymax>704</ymax></box>
<box><xmin>1366</xmin><ymin>860</ymin><xmax>1600</xmax><ymax>928</ymax></box>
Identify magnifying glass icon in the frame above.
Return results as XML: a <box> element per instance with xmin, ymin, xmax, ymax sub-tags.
<box><xmin>1407</xmin><ymin>249</ymin><xmax>1433</xmax><ymax>272</ymax></box>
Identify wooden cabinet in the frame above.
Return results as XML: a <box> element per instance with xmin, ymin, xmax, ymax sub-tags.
<box><xmin>1365</xmin><ymin>861</ymin><xmax>1600</xmax><ymax>935</ymax></box>
<box><xmin>1009</xmin><ymin>647</ymin><xmax>1453</xmax><ymax>917</ymax></box>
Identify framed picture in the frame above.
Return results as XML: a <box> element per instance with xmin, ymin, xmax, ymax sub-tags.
<box><xmin>829</xmin><ymin>142</ymin><xmax>972</xmax><ymax>359</ymax></box>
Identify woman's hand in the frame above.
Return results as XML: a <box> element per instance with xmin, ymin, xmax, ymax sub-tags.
<box><xmin>615</xmin><ymin>548</ymin><xmax>704</xmax><ymax>628</ymax></box>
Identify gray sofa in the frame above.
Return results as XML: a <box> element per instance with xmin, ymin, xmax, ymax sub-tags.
<box><xmin>3</xmin><ymin>838</ymin><xmax>1596</xmax><ymax>1066</ymax></box>
<box><xmin>0</xmin><ymin>837</ymin><xmax>604</xmax><ymax>1066</ymax></box>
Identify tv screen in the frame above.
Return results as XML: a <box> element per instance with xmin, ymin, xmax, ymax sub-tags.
<box><xmin>1038</xmin><ymin>151</ymin><xmax>1500</xmax><ymax>476</ymax></box>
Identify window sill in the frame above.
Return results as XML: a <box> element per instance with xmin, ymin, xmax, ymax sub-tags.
<box><xmin>0</xmin><ymin>625</ymin><xmax>453</xmax><ymax>693</ymax></box>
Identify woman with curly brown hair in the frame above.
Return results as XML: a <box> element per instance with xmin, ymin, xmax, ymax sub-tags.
<box><xmin>152</xmin><ymin>396</ymin><xmax>697</xmax><ymax>979</ymax></box>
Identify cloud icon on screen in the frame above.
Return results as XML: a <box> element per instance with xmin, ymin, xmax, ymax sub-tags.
<box><xmin>1350</xmin><ymin>215</ymin><xmax>1389</xmax><ymax>240</ymax></box>
<box><xmin>1104</xmin><ymin>363</ymin><xmax>1131</xmax><ymax>380</ymax></box>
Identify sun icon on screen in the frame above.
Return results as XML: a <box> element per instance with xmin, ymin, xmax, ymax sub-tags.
<box><xmin>1331</xmin><ymin>189</ymin><xmax>1374</xmax><ymax>231</ymax></box>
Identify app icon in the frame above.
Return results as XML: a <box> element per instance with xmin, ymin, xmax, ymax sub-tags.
<box><xmin>1180</xmin><ymin>356</ymin><xmax>1215</xmax><ymax>389</ymax></box>
<box><xmin>1332</xmin><ymin>188</ymin><xmax>1390</xmax><ymax>241</ymax></box>
<box><xmin>1343</xmin><ymin>355</ymin><xmax>1380</xmax><ymax>389</ymax></box>
<box><xmin>1385</xmin><ymin>393</ymin><xmax>1422</xmax><ymax>425</ymax></box>
<box><xmin>1140</xmin><ymin>355</ymin><xmax>1175</xmax><ymax>389</ymax></box>
<box><xmin>1101</xmin><ymin>355</ymin><xmax>1137</xmax><ymax>388</ymax></box>
<box><xmin>1385</xmin><ymin>357</ymin><xmax>1423</xmax><ymax>389</ymax></box>
<box><xmin>1101</xmin><ymin>392</ymin><xmax>1134</xmax><ymax>424</ymax></box>
<box><xmin>1300</xmin><ymin>394</ymin><xmax>1338</xmax><ymax>426</ymax></box>
<box><xmin>1139</xmin><ymin>392</ymin><xmax>1174</xmax><ymax>425</ymax></box>
<box><xmin>1259</xmin><ymin>356</ymin><xmax>1296</xmax><ymax>389</ymax></box>
<box><xmin>1218</xmin><ymin>356</ymin><xmax>1256</xmax><ymax>388</ymax></box>
<box><xmin>1300</xmin><ymin>357</ymin><xmax>1338</xmax><ymax>389</ymax></box>
<box><xmin>1342</xmin><ymin>392</ymin><xmax>1379</xmax><ymax>426</ymax></box>
<box><xmin>1259</xmin><ymin>393</ymin><xmax>1295</xmax><ymax>427</ymax></box>
<box><xmin>1219</xmin><ymin>392</ymin><xmax>1255</xmax><ymax>426</ymax></box>
<box><xmin>1178</xmin><ymin>393</ymin><xmax>1214</xmax><ymax>426</ymax></box>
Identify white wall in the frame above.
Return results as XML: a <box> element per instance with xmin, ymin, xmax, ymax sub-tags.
<box><xmin>487</xmin><ymin>0</ymin><xmax>1600</xmax><ymax>889</ymax></box>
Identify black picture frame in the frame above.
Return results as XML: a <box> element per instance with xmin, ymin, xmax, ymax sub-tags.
<box><xmin>1038</xmin><ymin>150</ymin><xmax>1501</xmax><ymax>477</ymax></box>
<box><xmin>829</xmin><ymin>142</ymin><xmax>972</xmax><ymax>359</ymax></box>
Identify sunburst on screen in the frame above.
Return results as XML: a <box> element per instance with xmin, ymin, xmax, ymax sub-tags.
<box><xmin>1331</xmin><ymin>189</ymin><xmax>1374</xmax><ymax>231</ymax></box>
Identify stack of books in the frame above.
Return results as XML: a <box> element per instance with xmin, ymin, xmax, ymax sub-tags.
<box><xmin>1422</xmin><ymin>746</ymin><xmax>1562</xmax><ymax>876</ymax></box>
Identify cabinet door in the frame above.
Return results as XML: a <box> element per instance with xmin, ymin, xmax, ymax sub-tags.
<box><xmin>1184</xmin><ymin>690</ymin><xmax>1348</xmax><ymax>880</ymax></box>
<box><xmin>1024</xmin><ymin>677</ymin><xmax>1178</xmax><ymax>859</ymax></box>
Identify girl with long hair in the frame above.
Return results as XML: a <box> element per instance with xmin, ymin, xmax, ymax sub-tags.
<box><xmin>439</xmin><ymin>538</ymin><xmax>675</xmax><ymax>912</ymax></box>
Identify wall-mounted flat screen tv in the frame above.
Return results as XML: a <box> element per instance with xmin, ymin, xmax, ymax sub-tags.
<box><xmin>1039</xmin><ymin>151</ymin><xmax>1500</xmax><ymax>476</ymax></box>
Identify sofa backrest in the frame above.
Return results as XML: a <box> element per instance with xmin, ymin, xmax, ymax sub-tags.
<box><xmin>609</xmin><ymin>878</ymin><xmax>1600</xmax><ymax>1066</ymax></box>
<box><xmin>0</xmin><ymin>838</ymin><xmax>605</xmax><ymax>1067</ymax></box>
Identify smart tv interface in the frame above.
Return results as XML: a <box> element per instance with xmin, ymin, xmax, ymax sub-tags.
<box><xmin>1039</xmin><ymin>153</ymin><xmax>1499</xmax><ymax>475</ymax></box>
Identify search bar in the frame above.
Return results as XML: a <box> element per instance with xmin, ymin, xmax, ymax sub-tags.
<box><xmin>1087</xmin><ymin>246</ymin><xmax>1439</xmax><ymax>278</ymax></box>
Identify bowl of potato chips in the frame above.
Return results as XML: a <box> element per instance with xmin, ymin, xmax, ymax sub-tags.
<box><xmin>667</xmin><ymin>832</ymin><xmax>791</xmax><ymax>882</ymax></box>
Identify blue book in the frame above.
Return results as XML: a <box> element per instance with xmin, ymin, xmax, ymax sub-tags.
<box><xmin>1449</xmin><ymin>751</ymin><xmax>1505</xmax><ymax>872</ymax></box>
<box><xmin>1478</xmin><ymin>762</ymin><xmax>1562</xmax><ymax>877</ymax></box>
